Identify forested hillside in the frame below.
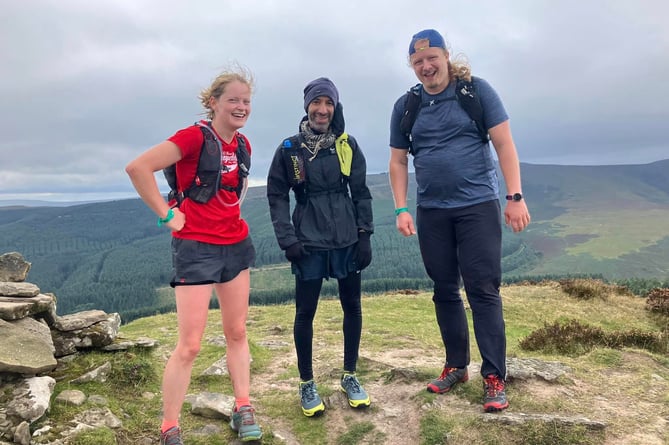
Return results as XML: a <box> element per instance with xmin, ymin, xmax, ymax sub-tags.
<box><xmin>1</xmin><ymin>160</ymin><xmax>668</xmax><ymax>322</ymax></box>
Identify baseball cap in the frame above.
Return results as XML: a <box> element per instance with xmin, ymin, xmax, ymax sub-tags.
<box><xmin>408</xmin><ymin>29</ymin><xmax>446</xmax><ymax>55</ymax></box>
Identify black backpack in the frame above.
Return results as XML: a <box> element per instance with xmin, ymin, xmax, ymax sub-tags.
<box><xmin>163</xmin><ymin>122</ymin><xmax>250</xmax><ymax>206</ymax></box>
<box><xmin>399</xmin><ymin>77</ymin><xmax>489</xmax><ymax>154</ymax></box>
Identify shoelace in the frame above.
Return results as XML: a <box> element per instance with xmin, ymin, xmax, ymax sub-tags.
<box><xmin>438</xmin><ymin>367</ymin><xmax>458</xmax><ymax>380</ymax></box>
<box><xmin>237</xmin><ymin>407</ymin><xmax>256</xmax><ymax>426</ymax></box>
<box><xmin>301</xmin><ymin>382</ymin><xmax>318</xmax><ymax>403</ymax></box>
<box><xmin>343</xmin><ymin>375</ymin><xmax>361</xmax><ymax>392</ymax></box>
<box><xmin>484</xmin><ymin>376</ymin><xmax>504</xmax><ymax>396</ymax></box>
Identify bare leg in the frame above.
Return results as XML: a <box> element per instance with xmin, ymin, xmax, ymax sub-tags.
<box><xmin>161</xmin><ymin>284</ymin><xmax>213</xmax><ymax>423</ymax></box>
<box><xmin>214</xmin><ymin>269</ymin><xmax>251</xmax><ymax>400</ymax></box>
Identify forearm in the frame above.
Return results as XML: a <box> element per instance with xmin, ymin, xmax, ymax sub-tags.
<box><xmin>126</xmin><ymin>165</ymin><xmax>171</xmax><ymax>219</ymax></box>
<box><xmin>497</xmin><ymin>144</ymin><xmax>523</xmax><ymax>194</ymax></box>
<box><xmin>389</xmin><ymin>149</ymin><xmax>410</xmax><ymax>208</ymax></box>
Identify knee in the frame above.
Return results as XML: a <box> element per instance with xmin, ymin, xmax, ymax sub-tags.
<box><xmin>224</xmin><ymin>324</ymin><xmax>248</xmax><ymax>344</ymax></box>
<box><xmin>432</xmin><ymin>281</ymin><xmax>462</xmax><ymax>303</ymax></box>
<box><xmin>174</xmin><ymin>341</ymin><xmax>201</xmax><ymax>362</ymax></box>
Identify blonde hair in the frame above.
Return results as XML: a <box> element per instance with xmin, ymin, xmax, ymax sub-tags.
<box><xmin>199</xmin><ymin>64</ymin><xmax>255</xmax><ymax>119</ymax></box>
<box><xmin>449</xmin><ymin>53</ymin><xmax>472</xmax><ymax>82</ymax></box>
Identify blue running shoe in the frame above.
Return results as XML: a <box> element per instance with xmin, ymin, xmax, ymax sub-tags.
<box><xmin>299</xmin><ymin>380</ymin><xmax>325</xmax><ymax>417</ymax></box>
<box><xmin>340</xmin><ymin>373</ymin><xmax>371</xmax><ymax>408</ymax></box>
<box><xmin>229</xmin><ymin>405</ymin><xmax>263</xmax><ymax>442</ymax></box>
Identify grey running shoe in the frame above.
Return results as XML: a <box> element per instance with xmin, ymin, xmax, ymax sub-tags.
<box><xmin>160</xmin><ymin>426</ymin><xmax>183</xmax><ymax>445</ymax></box>
<box><xmin>483</xmin><ymin>374</ymin><xmax>509</xmax><ymax>412</ymax></box>
<box><xmin>299</xmin><ymin>380</ymin><xmax>325</xmax><ymax>417</ymax></box>
<box><xmin>427</xmin><ymin>367</ymin><xmax>469</xmax><ymax>393</ymax></box>
<box><xmin>229</xmin><ymin>405</ymin><xmax>263</xmax><ymax>442</ymax></box>
<box><xmin>340</xmin><ymin>373</ymin><xmax>371</xmax><ymax>408</ymax></box>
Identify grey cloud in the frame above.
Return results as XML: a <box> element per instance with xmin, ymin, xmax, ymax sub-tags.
<box><xmin>1</xmin><ymin>0</ymin><xmax>667</xmax><ymax>201</ymax></box>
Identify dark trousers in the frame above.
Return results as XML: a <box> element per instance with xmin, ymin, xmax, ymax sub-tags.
<box><xmin>417</xmin><ymin>199</ymin><xmax>506</xmax><ymax>378</ymax></box>
<box><xmin>293</xmin><ymin>272</ymin><xmax>362</xmax><ymax>381</ymax></box>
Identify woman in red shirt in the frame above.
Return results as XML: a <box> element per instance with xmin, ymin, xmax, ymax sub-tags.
<box><xmin>126</xmin><ymin>67</ymin><xmax>262</xmax><ymax>444</ymax></box>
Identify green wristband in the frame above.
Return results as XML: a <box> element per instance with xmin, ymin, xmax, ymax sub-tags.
<box><xmin>394</xmin><ymin>207</ymin><xmax>409</xmax><ymax>216</ymax></box>
<box><xmin>157</xmin><ymin>208</ymin><xmax>175</xmax><ymax>227</ymax></box>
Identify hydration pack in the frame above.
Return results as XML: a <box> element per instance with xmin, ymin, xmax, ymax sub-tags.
<box><xmin>163</xmin><ymin>121</ymin><xmax>250</xmax><ymax>206</ymax></box>
<box><xmin>279</xmin><ymin>133</ymin><xmax>352</xmax><ymax>204</ymax></box>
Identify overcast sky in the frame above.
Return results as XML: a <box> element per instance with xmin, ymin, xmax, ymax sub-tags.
<box><xmin>1</xmin><ymin>0</ymin><xmax>667</xmax><ymax>202</ymax></box>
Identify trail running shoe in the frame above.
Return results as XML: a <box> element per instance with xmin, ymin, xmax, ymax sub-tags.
<box><xmin>229</xmin><ymin>405</ymin><xmax>263</xmax><ymax>442</ymax></box>
<box><xmin>427</xmin><ymin>367</ymin><xmax>469</xmax><ymax>394</ymax></box>
<box><xmin>160</xmin><ymin>426</ymin><xmax>184</xmax><ymax>445</ymax></box>
<box><xmin>299</xmin><ymin>380</ymin><xmax>325</xmax><ymax>417</ymax></box>
<box><xmin>340</xmin><ymin>373</ymin><xmax>371</xmax><ymax>408</ymax></box>
<box><xmin>483</xmin><ymin>374</ymin><xmax>509</xmax><ymax>412</ymax></box>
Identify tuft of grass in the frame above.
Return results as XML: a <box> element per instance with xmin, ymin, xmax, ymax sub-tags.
<box><xmin>68</xmin><ymin>427</ymin><xmax>117</xmax><ymax>445</ymax></box>
<box><xmin>559</xmin><ymin>278</ymin><xmax>611</xmax><ymax>300</ymax></box>
<box><xmin>108</xmin><ymin>351</ymin><xmax>158</xmax><ymax>391</ymax></box>
<box><xmin>335</xmin><ymin>420</ymin><xmax>378</xmax><ymax>445</ymax></box>
<box><xmin>646</xmin><ymin>288</ymin><xmax>669</xmax><ymax>316</ymax></box>
<box><xmin>419</xmin><ymin>410</ymin><xmax>454</xmax><ymax>445</ymax></box>
<box><xmin>519</xmin><ymin>319</ymin><xmax>667</xmax><ymax>356</ymax></box>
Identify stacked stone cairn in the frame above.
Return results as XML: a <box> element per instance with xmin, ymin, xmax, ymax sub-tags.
<box><xmin>0</xmin><ymin>252</ymin><xmax>156</xmax><ymax>445</ymax></box>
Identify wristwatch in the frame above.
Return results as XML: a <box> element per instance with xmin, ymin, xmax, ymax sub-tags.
<box><xmin>505</xmin><ymin>193</ymin><xmax>523</xmax><ymax>202</ymax></box>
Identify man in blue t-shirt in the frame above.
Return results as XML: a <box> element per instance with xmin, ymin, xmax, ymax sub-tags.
<box><xmin>388</xmin><ymin>28</ymin><xmax>531</xmax><ymax>412</ymax></box>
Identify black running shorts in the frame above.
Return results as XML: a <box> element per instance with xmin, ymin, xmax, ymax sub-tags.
<box><xmin>170</xmin><ymin>237</ymin><xmax>255</xmax><ymax>287</ymax></box>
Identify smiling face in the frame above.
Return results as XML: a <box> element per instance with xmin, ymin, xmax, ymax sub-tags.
<box><xmin>306</xmin><ymin>96</ymin><xmax>335</xmax><ymax>133</ymax></box>
<box><xmin>409</xmin><ymin>43</ymin><xmax>451</xmax><ymax>94</ymax></box>
<box><xmin>209</xmin><ymin>80</ymin><xmax>251</xmax><ymax>132</ymax></box>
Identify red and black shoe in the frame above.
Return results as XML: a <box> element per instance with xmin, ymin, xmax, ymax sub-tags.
<box><xmin>483</xmin><ymin>374</ymin><xmax>509</xmax><ymax>412</ymax></box>
<box><xmin>427</xmin><ymin>367</ymin><xmax>469</xmax><ymax>394</ymax></box>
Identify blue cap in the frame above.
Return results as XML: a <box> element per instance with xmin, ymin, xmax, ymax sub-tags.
<box><xmin>409</xmin><ymin>29</ymin><xmax>446</xmax><ymax>55</ymax></box>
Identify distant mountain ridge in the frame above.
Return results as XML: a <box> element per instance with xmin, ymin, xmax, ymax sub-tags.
<box><xmin>1</xmin><ymin>159</ymin><xmax>668</xmax><ymax>319</ymax></box>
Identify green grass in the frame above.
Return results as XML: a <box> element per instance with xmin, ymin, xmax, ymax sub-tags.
<box><xmin>30</xmin><ymin>280</ymin><xmax>669</xmax><ymax>445</ymax></box>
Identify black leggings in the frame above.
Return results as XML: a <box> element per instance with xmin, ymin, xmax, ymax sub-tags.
<box><xmin>294</xmin><ymin>272</ymin><xmax>362</xmax><ymax>381</ymax></box>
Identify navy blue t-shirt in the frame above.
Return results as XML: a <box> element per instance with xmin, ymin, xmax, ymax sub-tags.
<box><xmin>389</xmin><ymin>76</ymin><xmax>508</xmax><ymax>209</ymax></box>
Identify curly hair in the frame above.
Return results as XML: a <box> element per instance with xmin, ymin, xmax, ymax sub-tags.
<box><xmin>199</xmin><ymin>64</ymin><xmax>255</xmax><ymax>120</ymax></box>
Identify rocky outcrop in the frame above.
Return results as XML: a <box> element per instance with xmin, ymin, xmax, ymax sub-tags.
<box><xmin>0</xmin><ymin>252</ymin><xmax>156</xmax><ymax>444</ymax></box>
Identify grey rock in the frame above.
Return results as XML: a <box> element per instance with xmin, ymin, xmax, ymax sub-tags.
<box><xmin>0</xmin><ymin>252</ymin><xmax>31</xmax><ymax>282</ymax></box>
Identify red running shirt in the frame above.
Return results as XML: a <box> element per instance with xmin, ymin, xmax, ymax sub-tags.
<box><xmin>167</xmin><ymin>122</ymin><xmax>251</xmax><ymax>245</ymax></box>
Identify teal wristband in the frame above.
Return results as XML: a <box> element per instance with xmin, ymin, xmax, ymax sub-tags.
<box><xmin>157</xmin><ymin>208</ymin><xmax>175</xmax><ymax>227</ymax></box>
<box><xmin>394</xmin><ymin>207</ymin><xmax>409</xmax><ymax>216</ymax></box>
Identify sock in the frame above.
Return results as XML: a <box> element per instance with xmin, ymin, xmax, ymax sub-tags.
<box><xmin>343</xmin><ymin>370</ymin><xmax>356</xmax><ymax>376</ymax></box>
<box><xmin>235</xmin><ymin>397</ymin><xmax>251</xmax><ymax>410</ymax></box>
<box><xmin>161</xmin><ymin>420</ymin><xmax>179</xmax><ymax>433</ymax></box>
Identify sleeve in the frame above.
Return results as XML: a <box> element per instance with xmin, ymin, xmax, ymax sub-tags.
<box><xmin>347</xmin><ymin>136</ymin><xmax>374</xmax><ymax>233</ymax></box>
<box><xmin>266</xmin><ymin>144</ymin><xmax>299</xmax><ymax>249</ymax></box>
<box><xmin>167</xmin><ymin>125</ymin><xmax>204</xmax><ymax>191</ymax></box>
<box><xmin>389</xmin><ymin>95</ymin><xmax>411</xmax><ymax>150</ymax></box>
<box><xmin>474</xmin><ymin>77</ymin><xmax>509</xmax><ymax>130</ymax></box>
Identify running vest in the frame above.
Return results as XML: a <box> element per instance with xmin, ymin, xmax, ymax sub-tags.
<box><xmin>163</xmin><ymin>122</ymin><xmax>250</xmax><ymax>206</ymax></box>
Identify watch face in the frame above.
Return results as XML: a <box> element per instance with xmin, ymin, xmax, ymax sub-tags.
<box><xmin>513</xmin><ymin>193</ymin><xmax>522</xmax><ymax>201</ymax></box>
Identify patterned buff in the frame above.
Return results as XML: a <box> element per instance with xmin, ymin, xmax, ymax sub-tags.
<box><xmin>299</xmin><ymin>120</ymin><xmax>336</xmax><ymax>161</ymax></box>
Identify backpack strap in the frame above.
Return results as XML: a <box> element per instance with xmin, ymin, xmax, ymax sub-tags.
<box><xmin>280</xmin><ymin>136</ymin><xmax>307</xmax><ymax>204</ymax></box>
<box><xmin>454</xmin><ymin>78</ymin><xmax>489</xmax><ymax>143</ymax></box>
<box><xmin>164</xmin><ymin>122</ymin><xmax>251</xmax><ymax>206</ymax></box>
<box><xmin>335</xmin><ymin>132</ymin><xmax>352</xmax><ymax>177</ymax></box>
<box><xmin>399</xmin><ymin>78</ymin><xmax>489</xmax><ymax>154</ymax></box>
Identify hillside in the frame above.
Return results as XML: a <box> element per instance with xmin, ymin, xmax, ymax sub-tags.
<box><xmin>28</xmin><ymin>280</ymin><xmax>669</xmax><ymax>445</ymax></box>
<box><xmin>1</xmin><ymin>160</ymin><xmax>668</xmax><ymax>319</ymax></box>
